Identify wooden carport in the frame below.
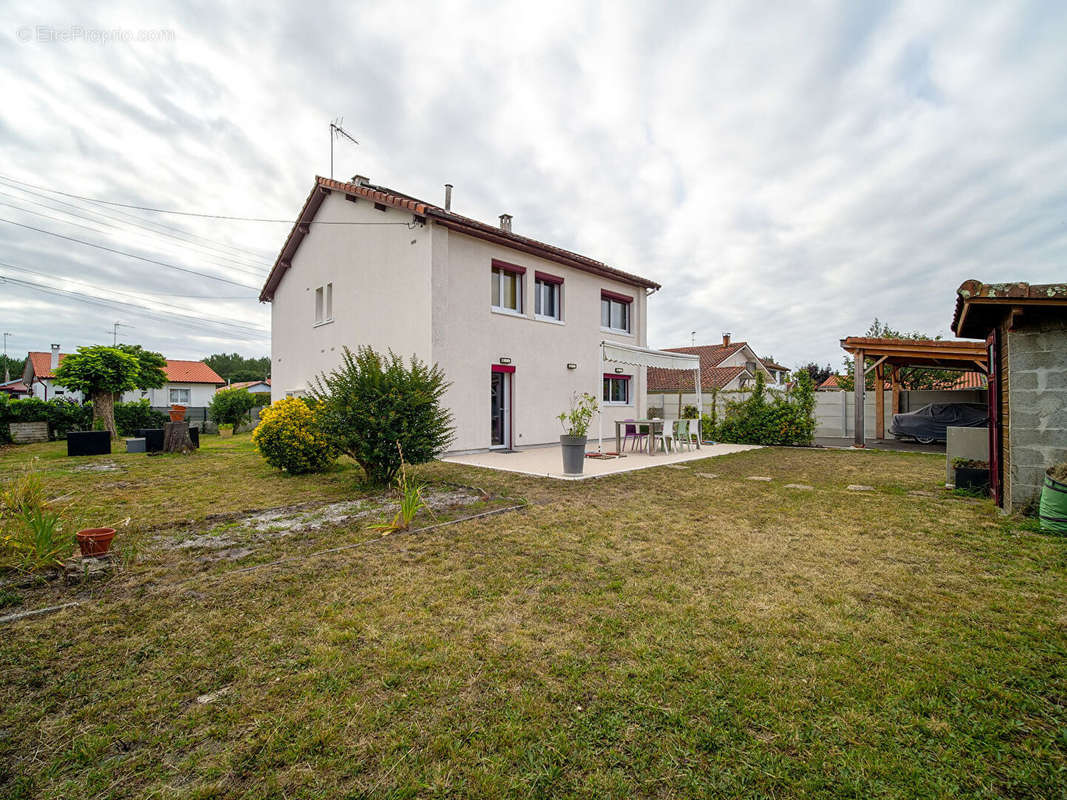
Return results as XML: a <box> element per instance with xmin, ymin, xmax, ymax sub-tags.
<box><xmin>839</xmin><ymin>337</ymin><xmax>989</xmax><ymax>447</ymax></box>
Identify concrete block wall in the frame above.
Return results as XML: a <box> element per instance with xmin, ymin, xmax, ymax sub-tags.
<box><xmin>1006</xmin><ymin>317</ymin><xmax>1067</xmax><ymax>510</ymax></box>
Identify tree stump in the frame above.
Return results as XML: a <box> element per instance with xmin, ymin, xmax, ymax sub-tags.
<box><xmin>163</xmin><ymin>421</ymin><xmax>194</xmax><ymax>453</ymax></box>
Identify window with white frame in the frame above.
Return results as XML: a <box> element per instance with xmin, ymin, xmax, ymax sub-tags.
<box><xmin>314</xmin><ymin>282</ymin><xmax>333</xmax><ymax>325</ymax></box>
<box><xmin>600</xmin><ymin>293</ymin><xmax>631</xmax><ymax>334</ymax></box>
<box><xmin>491</xmin><ymin>263</ymin><xmax>523</xmax><ymax>313</ymax></box>
<box><xmin>169</xmin><ymin>387</ymin><xmax>191</xmax><ymax>404</ymax></box>
<box><xmin>602</xmin><ymin>374</ymin><xmax>631</xmax><ymax>404</ymax></box>
<box><xmin>534</xmin><ymin>273</ymin><xmax>562</xmax><ymax>320</ymax></box>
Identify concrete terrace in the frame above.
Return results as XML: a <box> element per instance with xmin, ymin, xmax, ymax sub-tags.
<box><xmin>442</xmin><ymin>442</ymin><xmax>760</xmax><ymax>480</ymax></box>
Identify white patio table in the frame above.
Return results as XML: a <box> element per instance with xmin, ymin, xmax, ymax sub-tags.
<box><xmin>612</xmin><ymin>419</ymin><xmax>700</xmax><ymax>455</ymax></box>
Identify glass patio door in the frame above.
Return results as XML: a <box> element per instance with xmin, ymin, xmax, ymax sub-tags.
<box><xmin>490</xmin><ymin>369</ymin><xmax>511</xmax><ymax>448</ymax></box>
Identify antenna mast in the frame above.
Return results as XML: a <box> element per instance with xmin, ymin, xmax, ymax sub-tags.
<box><xmin>329</xmin><ymin>117</ymin><xmax>360</xmax><ymax>179</ymax></box>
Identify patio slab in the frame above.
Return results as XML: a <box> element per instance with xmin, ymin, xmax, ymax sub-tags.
<box><xmin>442</xmin><ymin>442</ymin><xmax>760</xmax><ymax>480</ymax></box>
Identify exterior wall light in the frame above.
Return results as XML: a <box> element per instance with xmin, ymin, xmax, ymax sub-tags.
<box><xmin>614</xmin><ymin>367</ymin><xmax>624</xmax><ymax>374</ymax></box>
<box><xmin>566</xmin><ymin>363</ymin><xmax>577</xmax><ymax>370</ymax></box>
<box><xmin>499</xmin><ymin>357</ymin><xmax>512</xmax><ymax>365</ymax></box>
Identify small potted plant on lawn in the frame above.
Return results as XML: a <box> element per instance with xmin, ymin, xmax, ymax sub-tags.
<box><xmin>218</xmin><ymin>423</ymin><xmax>234</xmax><ymax>438</ymax></box>
<box><xmin>953</xmin><ymin>458</ymin><xmax>990</xmax><ymax>493</ymax></box>
<box><xmin>556</xmin><ymin>392</ymin><xmax>598</xmax><ymax>476</ymax></box>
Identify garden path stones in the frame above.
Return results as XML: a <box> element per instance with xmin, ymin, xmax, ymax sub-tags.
<box><xmin>664</xmin><ymin>464</ymin><xmax>689</xmax><ymax>470</ymax></box>
<box><xmin>847</xmin><ymin>484</ymin><xmax>875</xmax><ymax>492</ymax></box>
<box><xmin>747</xmin><ymin>476</ymin><xmax>772</xmax><ymax>482</ymax></box>
<box><xmin>697</xmin><ymin>473</ymin><xmax>718</xmax><ymax>479</ymax></box>
<box><xmin>784</xmin><ymin>483</ymin><xmax>814</xmax><ymax>490</ymax></box>
<box><xmin>908</xmin><ymin>490</ymin><xmax>937</xmax><ymax>497</ymax></box>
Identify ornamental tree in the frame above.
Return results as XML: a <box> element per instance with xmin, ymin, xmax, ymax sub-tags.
<box><xmin>208</xmin><ymin>387</ymin><xmax>257</xmax><ymax>431</ymax></box>
<box><xmin>54</xmin><ymin>345</ymin><xmax>167</xmax><ymax>438</ymax></box>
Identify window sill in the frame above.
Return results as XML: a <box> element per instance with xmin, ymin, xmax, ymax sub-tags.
<box><xmin>603</xmin><ymin>401</ymin><xmax>633</xmax><ymax>406</ymax></box>
<box><xmin>313</xmin><ymin>318</ymin><xmax>334</xmax><ymax>328</ymax></box>
<box><xmin>600</xmin><ymin>326</ymin><xmax>633</xmax><ymax>336</ymax></box>
<box><xmin>490</xmin><ymin>307</ymin><xmax>525</xmax><ymax>318</ymax></box>
<box><xmin>534</xmin><ymin>314</ymin><xmax>565</xmax><ymax>326</ymax></box>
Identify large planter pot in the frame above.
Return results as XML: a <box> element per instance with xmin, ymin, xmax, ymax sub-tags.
<box><xmin>66</xmin><ymin>430</ymin><xmax>111</xmax><ymax>457</ymax></box>
<box><xmin>169</xmin><ymin>405</ymin><xmax>187</xmax><ymax>422</ymax></box>
<box><xmin>76</xmin><ymin>527</ymin><xmax>116</xmax><ymax>557</ymax></box>
<box><xmin>954</xmin><ymin>467</ymin><xmax>990</xmax><ymax>493</ymax></box>
<box><xmin>1039</xmin><ymin>470</ymin><xmax>1067</xmax><ymax>533</ymax></box>
<box><xmin>560</xmin><ymin>434</ymin><xmax>588</xmax><ymax>475</ymax></box>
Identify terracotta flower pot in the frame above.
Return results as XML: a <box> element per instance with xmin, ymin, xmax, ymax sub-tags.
<box><xmin>169</xmin><ymin>405</ymin><xmax>187</xmax><ymax>422</ymax></box>
<box><xmin>76</xmin><ymin>528</ymin><xmax>116</xmax><ymax>557</ymax></box>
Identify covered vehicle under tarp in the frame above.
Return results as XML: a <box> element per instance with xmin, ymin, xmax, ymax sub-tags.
<box><xmin>889</xmin><ymin>402</ymin><xmax>988</xmax><ymax>444</ymax></box>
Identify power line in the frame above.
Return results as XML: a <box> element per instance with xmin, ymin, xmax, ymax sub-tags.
<box><xmin>0</xmin><ymin>173</ymin><xmax>416</xmax><ymax>225</ymax></box>
<box><xmin>0</xmin><ymin>217</ymin><xmax>259</xmax><ymax>288</ymax></box>
<box><xmin>0</xmin><ymin>181</ymin><xmax>273</xmax><ymax>272</ymax></box>
<box><xmin>0</xmin><ymin>271</ymin><xmax>268</xmax><ymax>341</ymax></box>
<box><xmin>0</xmin><ymin>260</ymin><xmax>258</xmax><ymax>321</ymax></box>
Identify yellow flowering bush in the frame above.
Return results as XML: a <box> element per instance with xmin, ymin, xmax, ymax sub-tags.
<box><xmin>252</xmin><ymin>396</ymin><xmax>336</xmax><ymax>474</ymax></box>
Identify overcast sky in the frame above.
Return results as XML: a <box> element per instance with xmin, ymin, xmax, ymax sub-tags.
<box><xmin>1</xmin><ymin>0</ymin><xmax>1064</xmax><ymax>371</ymax></box>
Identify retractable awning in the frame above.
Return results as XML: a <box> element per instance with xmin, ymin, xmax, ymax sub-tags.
<box><xmin>597</xmin><ymin>341</ymin><xmax>701</xmax><ymax>451</ymax></box>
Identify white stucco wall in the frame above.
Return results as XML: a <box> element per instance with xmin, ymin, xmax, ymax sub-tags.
<box><xmin>270</xmin><ymin>191</ymin><xmax>432</xmax><ymax>399</ymax></box>
<box><xmin>430</xmin><ymin>226</ymin><xmax>648</xmax><ymax>452</ymax></box>
<box><xmin>123</xmin><ymin>383</ymin><xmax>219</xmax><ymax>406</ymax></box>
<box><xmin>28</xmin><ymin>378</ymin><xmax>83</xmax><ymax>402</ymax></box>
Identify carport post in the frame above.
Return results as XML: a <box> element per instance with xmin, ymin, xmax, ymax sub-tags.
<box><xmin>875</xmin><ymin>362</ymin><xmax>885</xmax><ymax>441</ymax></box>
<box><xmin>854</xmin><ymin>349</ymin><xmax>865</xmax><ymax>448</ymax></box>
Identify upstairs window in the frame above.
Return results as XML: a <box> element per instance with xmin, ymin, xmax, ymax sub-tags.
<box><xmin>314</xmin><ymin>283</ymin><xmax>334</xmax><ymax>325</ymax></box>
<box><xmin>601</xmin><ymin>291</ymin><xmax>632</xmax><ymax>334</ymax></box>
<box><xmin>491</xmin><ymin>260</ymin><xmax>524</xmax><ymax>314</ymax></box>
<box><xmin>603</xmin><ymin>374</ymin><xmax>631</xmax><ymax>405</ymax></box>
<box><xmin>534</xmin><ymin>272</ymin><xmax>563</xmax><ymax>321</ymax></box>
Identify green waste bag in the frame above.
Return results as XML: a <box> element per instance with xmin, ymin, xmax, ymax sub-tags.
<box><xmin>1039</xmin><ymin>470</ymin><xmax>1067</xmax><ymax>533</ymax></box>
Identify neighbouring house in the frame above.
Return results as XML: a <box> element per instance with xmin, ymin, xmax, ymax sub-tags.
<box><xmin>952</xmin><ymin>279</ymin><xmax>1067</xmax><ymax>512</ymax></box>
<box><xmin>0</xmin><ymin>379</ymin><xmax>30</xmax><ymax>397</ymax></box>
<box><xmin>646</xmin><ymin>334</ymin><xmax>782</xmax><ymax>415</ymax></box>
<box><xmin>227</xmin><ymin>379</ymin><xmax>272</xmax><ymax>394</ymax></box>
<box><xmin>260</xmin><ymin>175</ymin><xmax>661</xmax><ymax>452</ymax></box>
<box><xmin>22</xmin><ymin>346</ymin><xmax>224</xmax><ymax>408</ymax></box>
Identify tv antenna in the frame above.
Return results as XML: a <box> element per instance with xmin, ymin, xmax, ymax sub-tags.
<box><xmin>329</xmin><ymin>117</ymin><xmax>360</xmax><ymax>179</ymax></box>
<box><xmin>109</xmin><ymin>321</ymin><xmax>133</xmax><ymax>346</ymax></box>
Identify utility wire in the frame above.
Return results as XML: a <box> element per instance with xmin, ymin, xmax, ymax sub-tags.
<box><xmin>0</xmin><ymin>217</ymin><xmax>258</xmax><ymax>289</ymax></box>
<box><xmin>0</xmin><ymin>272</ymin><xmax>268</xmax><ymax>340</ymax></box>
<box><xmin>0</xmin><ymin>174</ymin><xmax>416</xmax><ymax>225</ymax></box>
<box><xmin>0</xmin><ymin>260</ymin><xmax>259</xmax><ymax>324</ymax></box>
<box><xmin>0</xmin><ymin>182</ymin><xmax>273</xmax><ymax>271</ymax></box>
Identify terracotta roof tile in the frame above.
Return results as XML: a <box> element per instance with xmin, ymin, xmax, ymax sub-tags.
<box><xmin>817</xmin><ymin>371</ymin><xmax>987</xmax><ymax>391</ymax></box>
<box><xmin>26</xmin><ymin>352</ymin><xmax>224</xmax><ymax>384</ymax></box>
<box><xmin>952</xmin><ymin>278</ymin><xmax>1067</xmax><ymax>338</ymax></box>
<box><xmin>259</xmin><ymin>176</ymin><xmax>661</xmax><ymax>301</ymax></box>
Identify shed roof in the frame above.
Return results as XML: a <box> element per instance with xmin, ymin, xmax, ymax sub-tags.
<box><xmin>952</xmin><ymin>279</ymin><xmax>1067</xmax><ymax>339</ymax></box>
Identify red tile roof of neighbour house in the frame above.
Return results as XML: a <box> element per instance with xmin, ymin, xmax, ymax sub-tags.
<box><xmin>647</xmin><ymin>342</ymin><xmax>760</xmax><ymax>392</ymax></box>
<box><xmin>26</xmin><ymin>352</ymin><xmax>224</xmax><ymax>384</ymax></box>
<box><xmin>0</xmin><ymin>379</ymin><xmax>29</xmax><ymax>395</ymax></box>
<box><xmin>952</xmin><ymin>279</ymin><xmax>1067</xmax><ymax>338</ymax></box>
<box><xmin>259</xmin><ymin>176</ymin><xmax>662</xmax><ymax>302</ymax></box>
<box><xmin>227</xmin><ymin>379</ymin><xmax>271</xmax><ymax>391</ymax></box>
<box><xmin>164</xmin><ymin>360</ymin><xmax>225</xmax><ymax>385</ymax></box>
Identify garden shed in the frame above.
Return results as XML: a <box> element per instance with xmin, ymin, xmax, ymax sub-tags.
<box><xmin>952</xmin><ymin>279</ymin><xmax>1067</xmax><ymax>511</ymax></box>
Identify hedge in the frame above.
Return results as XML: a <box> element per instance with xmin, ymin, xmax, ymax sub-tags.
<box><xmin>0</xmin><ymin>396</ymin><xmax>166</xmax><ymax>441</ymax></box>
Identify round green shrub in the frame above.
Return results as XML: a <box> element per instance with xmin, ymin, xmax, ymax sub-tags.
<box><xmin>251</xmin><ymin>396</ymin><xmax>336</xmax><ymax>474</ymax></box>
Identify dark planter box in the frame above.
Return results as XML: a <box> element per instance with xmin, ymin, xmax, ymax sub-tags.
<box><xmin>136</xmin><ymin>428</ymin><xmax>165</xmax><ymax>452</ymax></box>
<box><xmin>955</xmin><ymin>467</ymin><xmax>990</xmax><ymax>493</ymax></box>
<box><xmin>67</xmin><ymin>430</ymin><xmax>111</xmax><ymax>457</ymax></box>
<box><xmin>136</xmin><ymin>426</ymin><xmax>199</xmax><ymax>452</ymax></box>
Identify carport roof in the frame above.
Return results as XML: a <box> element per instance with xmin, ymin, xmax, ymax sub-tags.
<box><xmin>839</xmin><ymin>337</ymin><xmax>988</xmax><ymax>370</ymax></box>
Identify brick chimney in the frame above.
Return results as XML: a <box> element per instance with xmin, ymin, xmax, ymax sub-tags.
<box><xmin>50</xmin><ymin>344</ymin><xmax>60</xmax><ymax>371</ymax></box>
<box><xmin>722</xmin><ymin>332</ymin><xmax>731</xmax><ymax>347</ymax></box>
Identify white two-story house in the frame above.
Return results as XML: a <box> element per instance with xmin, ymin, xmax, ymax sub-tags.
<box><xmin>261</xmin><ymin>175</ymin><xmax>662</xmax><ymax>453</ymax></box>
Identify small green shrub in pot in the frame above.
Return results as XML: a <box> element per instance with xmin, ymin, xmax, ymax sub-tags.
<box><xmin>252</xmin><ymin>396</ymin><xmax>336</xmax><ymax>474</ymax></box>
<box><xmin>557</xmin><ymin>392</ymin><xmax>598</xmax><ymax>475</ymax></box>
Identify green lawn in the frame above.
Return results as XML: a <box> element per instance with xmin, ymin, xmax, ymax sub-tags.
<box><xmin>0</xmin><ymin>436</ymin><xmax>1064</xmax><ymax>799</ymax></box>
